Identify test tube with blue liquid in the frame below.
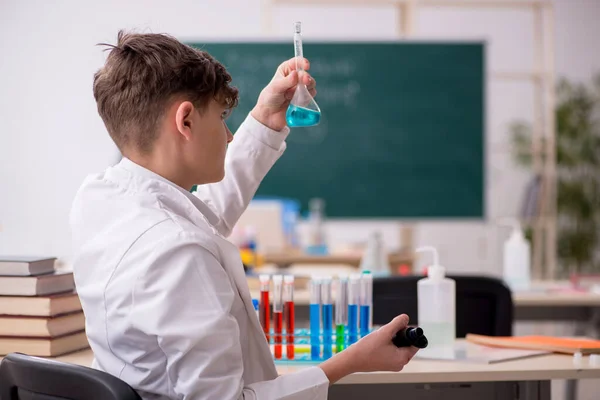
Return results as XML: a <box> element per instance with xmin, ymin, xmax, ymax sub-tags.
<box><xmin>286</xmin><ymin>21</ymin><xmax>321</xmax><ymax>127</ymax></box>
<box><xmin>309</xmin><ymin>276</ymin><xmax>322</xmax><ymax>360</ymax></box>
<box><xmin>321</xmin><ymin>276</ymin><xmax>333</xmax><ymax>359</ymax></box>
<box><xmin>335</xmin><ymin>275</ymin><xmax>348</xmax><ymax>353</ymax></box>
<box><xmin>347</xmin><ymin>274</ymin><xmax>361</xmax><ymax>345</ymax></box>
<box><xmin>360</xmin><ymin>272</ymin><xmax>373</xmax><ymax>337</ymax></box>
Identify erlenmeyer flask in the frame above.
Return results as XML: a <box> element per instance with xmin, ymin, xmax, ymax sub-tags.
<box><xmin>285</xmin><ymin>22</ymin><xmax>321</xmax><ymax>128</ymax></box>
<box><xmin>286</xmin><ymin>79</ymin><xmax>321</xmax><ymax>127</ymax></box>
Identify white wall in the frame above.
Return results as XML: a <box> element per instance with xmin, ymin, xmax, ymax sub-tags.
<box><xmin>1</xmin><ymin>0</ymin><xmax>599</xmax><ymax>275</ymax></box>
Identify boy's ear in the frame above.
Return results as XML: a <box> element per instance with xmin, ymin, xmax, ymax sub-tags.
<box><xmin>175</xmin><ymin>101</ymin><xmax>195</xmax><ymax>140</ymax></box>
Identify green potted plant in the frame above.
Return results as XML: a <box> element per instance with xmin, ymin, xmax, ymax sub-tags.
<box><xmin>510</xmin><ymin>74</ymin><xmax>600</xmax><ymax>277</ymax></box>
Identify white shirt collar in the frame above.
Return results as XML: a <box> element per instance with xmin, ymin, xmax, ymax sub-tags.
<box><xmin>117</xmin><ymin>157</ymin><xmax>220</xmax><ymax>227</ymax></box>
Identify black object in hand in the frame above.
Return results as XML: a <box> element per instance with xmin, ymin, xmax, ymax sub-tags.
<box><xmin>392</xmin><ymin>326</ymin><xmax>429</xmax><ymax>349</ymax></box>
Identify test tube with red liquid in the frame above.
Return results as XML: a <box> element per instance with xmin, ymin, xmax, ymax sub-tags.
<box><xmin>272</xmin><ymin>275</ymin><xmax>283</xmax><ymax>359</ymax></box>
<box><xmin>283</xmin><ymin>275</ymin><xmax>295</xmax><ymax>360</ymax></box>
<box><xmin>259</xmin><ymin>274</ymin><xmax>270</xmax><ymax>342</ymax></box>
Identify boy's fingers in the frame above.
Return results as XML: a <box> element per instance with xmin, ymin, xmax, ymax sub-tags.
<box><xmin>303</xmin><ymin>73</ymin><xmax>315</xmax><ymax>89</ymax></box>
<box><xmin>279</xmin><ymin>57</ymin><xmax>310</xmax><ymax>75</ymax></box>
<box><xmin>285</xmin><ymin>87</ymin><xmax>296</xmax><ymax>101</ymax></box>
<box><xmin>270</xmin><ymin>71</ymin><xmax>298</xmax><ymax>94</ymax></box>
<box><xmin>384</xmin><ymin>314</ymin><xmax>410</xmax><ymax>336</ymax></box>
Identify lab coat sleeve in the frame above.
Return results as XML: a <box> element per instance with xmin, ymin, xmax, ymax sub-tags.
<box><xmin>193</xmin><ymin>113</ymin><xmax>290</xmax><ymax>237</ymax></box>
<box><xmin>133</xmin><ymin>231</ymin><xmax>329</xmax><ymax>400</ymax></box>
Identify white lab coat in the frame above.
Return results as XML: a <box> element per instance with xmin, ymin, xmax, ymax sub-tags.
<box><xmin>70</xmin><ymin>114</ymin><xmax>330</xmax><ymax>400</ymax></box>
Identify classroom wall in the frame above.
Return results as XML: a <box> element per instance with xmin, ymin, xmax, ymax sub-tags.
<box><xmin>1</xmin><ymin>0</ymin><xmax>599</xmax><ymax>275</ymax></box>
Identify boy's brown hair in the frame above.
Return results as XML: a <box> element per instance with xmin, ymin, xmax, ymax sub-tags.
<box><xmin>93</xmin><ymin>30</ymin><xmax>238</xmax><ymax>154</ymax></box>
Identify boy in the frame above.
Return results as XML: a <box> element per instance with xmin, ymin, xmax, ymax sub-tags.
<box><xmin>71</xmin><ymin>30</ymin><xmax>417</xmax><ymax>399</ymax></box>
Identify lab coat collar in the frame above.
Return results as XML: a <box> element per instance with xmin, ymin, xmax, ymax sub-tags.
<box><xmin>117</xmin><ymin>157</ymin><xmax>220</xmax><ymax>227</ymax></box>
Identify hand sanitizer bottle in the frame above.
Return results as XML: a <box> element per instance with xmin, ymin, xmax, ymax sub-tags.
<box><xmin>417</xmin><ymin>246</ymin><xmax>456</xmax><ymax>349</ymax></box>
<box><xmin>501</xmin><ymin>219</ymin><xmax>531</xmax><ymax>291</ymax></box>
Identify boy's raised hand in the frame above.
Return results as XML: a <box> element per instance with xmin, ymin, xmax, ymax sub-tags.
<box><xmin>251</xmin><ymin>57</ymin><xmax>317</xmax><ymax>131</ymax></box>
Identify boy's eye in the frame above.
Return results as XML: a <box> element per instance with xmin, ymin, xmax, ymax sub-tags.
<box><xmin>221</xmin><ymin>109</ymin><xmax>231</xmax><ymax>120</ymax></box>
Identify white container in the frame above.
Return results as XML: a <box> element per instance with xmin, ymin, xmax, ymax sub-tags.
<box><xmin>359</xmin><ymin>231</ymin><xmax>390</xmax><ymax>276</ymax></box>
<box><xmin>501</xmin><ymin>219</ymin><xmax>531</xmax><ymax>291</ymax></box>
<box><xmin>417</xmin><ymin>246</ymin><xmax>456</xmax><ymax>348</ymax></box>
<box><xmin>305</xmin><ymin>198</ymin><xmax>328</xmax><ymax>255</ymax></box>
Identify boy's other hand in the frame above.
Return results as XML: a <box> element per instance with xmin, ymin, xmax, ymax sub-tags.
<box><xmin>349</xmin><ymin>314</ymin><xmax>420</xmax><ymax>373</ymax></box>
<box><xmin>251</xmin><ymin>57</ymin><xmax>317</xmax><ymax>131</ymax></box>
<box><xmin>318</xmin><ymin>314</ymin><xmax>419</xmax><ymax>385</ymax></box>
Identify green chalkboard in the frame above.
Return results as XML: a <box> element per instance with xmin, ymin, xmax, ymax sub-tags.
<box><xmin>190</xmin><ymin>41</ymin><xmax>485</xmax><ymax>218</ymax></box>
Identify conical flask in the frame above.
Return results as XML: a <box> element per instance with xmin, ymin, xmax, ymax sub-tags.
<box><xmin>286</xmin><ymin>22</ymin><xmax>321</xmax><ymax>128</ymax></box>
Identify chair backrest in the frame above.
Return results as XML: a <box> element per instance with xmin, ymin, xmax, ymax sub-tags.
<box><xmin>0</xmin><ymin>352</ymin><xmax>142</xmax><ymax>400</ymax></box>
<box><xmin>373</xmin><ymin>275</ymin><xmax>513</xmax><ymax>337</ymax></box>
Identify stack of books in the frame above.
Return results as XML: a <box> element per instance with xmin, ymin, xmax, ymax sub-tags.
<box><xmin>0</xmin><ymin>256</ymin><xmax>88</xmax><ymax>356</ymax></box>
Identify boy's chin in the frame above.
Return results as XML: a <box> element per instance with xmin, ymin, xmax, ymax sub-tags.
<box><xmin>202</xmin><ymin>170</ymin><xmax>225</xmax><ymax>184</ymax></box>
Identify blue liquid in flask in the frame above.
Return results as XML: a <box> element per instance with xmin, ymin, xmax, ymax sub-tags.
<box><xmin>286</xmin><ymin>104</ymin><xmax>321</xmax><ymax>127</ymax></box>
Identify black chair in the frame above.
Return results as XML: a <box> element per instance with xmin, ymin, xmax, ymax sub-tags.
<box><xmin>0</xmin><ymin>352</ymin><xmax>141</xmax><ymax>400</ymax></box>
<box><xmin>373</xmin><ymin>275</ymin><xmax>513</xmax><ymax>337</ymax></box>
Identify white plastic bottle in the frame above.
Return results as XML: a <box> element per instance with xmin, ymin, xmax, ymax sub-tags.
<box><xmin>417</xmin><ymin>246</ymin><xmax>456</xmax><ymax>348</ymax></box>
<box><xmin>305</xmin><ymin>198</ymin><xmax>328</xmax><ymax>255</ymax></box>
<box><xmin>501</xmin><ymin>219</ymin><xmax>531</xmax><ymax>291</ymax></box>
<box><xmin>359</xmin><ymin>231</ymin><xmax>390</xmax><ymax>276</ymax></box>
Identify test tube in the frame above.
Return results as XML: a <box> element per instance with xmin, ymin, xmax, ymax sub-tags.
<box><xmin>335</xmin><ymin>275</ymin><xmax>348</xmax><ymax>352</ymax></box>
<box><xmin>259</xmin><ymin>274</ymin><xmax>270</xmax><ymax>342</ymax></box>
<box><xmin>360</xmin><ymin>272</ymin><xmax>373</xmax><ymax>337</ymax></box>
<box><xmin>272</xmin><ymin>275</ymin><xmax>283</xmax><ymax>359</ymax></box>
<box><xmin>348</xmin><ymin>274</ymin><xmax>361</xmax><ymax>345</ymax></box>
<box><xmin>283</xmin><ymin>275</ymin><xmax>295</xmax><ymax>360</ymax></box>
<box><xmin>309</xmin><ymin>276</ymin><xmax>322</xmax><ymax>360</ymax></box>
<box><xmin>321</xmin><ymin>276</ymin><xmax>333</xmax><ymax>359</ymax></box>
<box><xmin>252</xmin><ymin>299</ymin><xmax>259</xmax><ymax>321</ymax></box>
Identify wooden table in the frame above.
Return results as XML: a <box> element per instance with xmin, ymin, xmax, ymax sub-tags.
<box><xmin>49</xmin><ymin>341</ymin><xmax>600</xmax><ymax>400</ymax></box>
<box><xmin>512</xmin><ymin>288</ymin><xmax>600</xmax><ymax>338</ymax></box>
<box><xmin>513</xmin><ymin>287</ymin><xmax>600</xmax><ymax>400</ymax></box>
<box><xmin>514</xmin><ymin>290</ymin><xmax>600</xmax><ymax>307</ymax></box>
<box><xmin>250</xmin><ymin>280</ymin><xmax>600</xmax><ymax>307</ymax></box>
<box><xmin>262</xmin><ymin>250</ymin><xmax>414</xmax><ymax>270</ymax></box>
